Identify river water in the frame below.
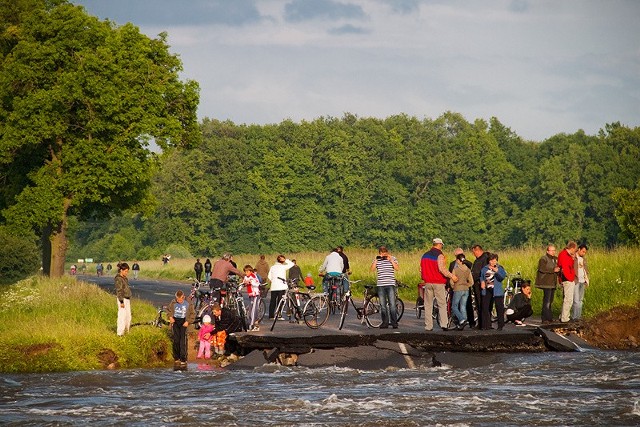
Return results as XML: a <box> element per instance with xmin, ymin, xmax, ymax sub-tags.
<box><xmin>1</xmin><ymin>349</ymin><xmax>639</xmax><ymax>426</ymax></box>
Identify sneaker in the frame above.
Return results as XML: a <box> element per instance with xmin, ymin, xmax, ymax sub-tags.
<box><xmin>458</xmin><ymin>320</ymin><xmax>468</xmax><ymax>331</ymax></box>
<box><xmin>277</xmin><ymin>316</ymin><xmax>285</xmax><ymax>321</ymax></box>
<box><xmin>250</xmin><ymin>326</ymin><xmax>260</xmax><ymax>331</ymax></box>
<box><xmin>515</xmin><ymin>320</ymin><xmax>526</xmax><ymax>327</ymax></box>
<box><xmin>392</xmin><ymin>325</ymin><xmax>398</xmax><ymax>329</ymax></box>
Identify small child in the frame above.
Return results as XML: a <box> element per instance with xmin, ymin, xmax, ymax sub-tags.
<box><xmin>242</xmin><ymin>265</ymin><xmax>262</xmax><ymax>331</ymax></box>
<box><xmin>304</xmin><ymin>273</ymin><xmax>314</xmax><ymax>288</ymax></box>
<box><xmin>168</xmin><ymin>290</ymin><xmax>196</xmax><ymax>365</ymax></box>
<box><xmin>197</xmin><ymin>315</ymin><xmax>214</xmax><ymax>359</ymax></box>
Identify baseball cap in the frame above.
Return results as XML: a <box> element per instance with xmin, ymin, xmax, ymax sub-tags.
<box><xmin>433</xmin><ymin>238</ymin><xmax>444</xmax><ymax>245</ymax></box>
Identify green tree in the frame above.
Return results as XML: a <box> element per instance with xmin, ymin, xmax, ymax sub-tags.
<box><xmin>0</xmin><ymin>1</ymin><xmax>199</xmax><ymax>277</ymax></box>
<box><xmin>612</xmin><ymin>186</ymin><xmax>640</xmax><ymax>245</ymax></box>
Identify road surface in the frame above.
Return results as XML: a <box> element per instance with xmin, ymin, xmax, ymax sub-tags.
<box><xmin>78</xmin><ymin>274</ymin><xmax>192</xmax><ymax>306</ymax></box>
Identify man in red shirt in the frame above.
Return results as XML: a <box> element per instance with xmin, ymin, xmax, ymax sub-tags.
<box><xmin>557</xmin><ymin>241</ymin><xmax>578</xmax><ymax>323</ymax></box>
<box><xmin>420</xmin><ymin>238</ymin><xmax>458</xmax><ymax>331</ymax></box>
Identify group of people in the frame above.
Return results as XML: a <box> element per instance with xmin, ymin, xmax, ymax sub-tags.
<box><xmin>114</xmin><ymin>240</ymin><xmax>590</xmax><ymax>364</ymax></box>
<box><xmin>536</xmin><ymin>241</ymin><xmax>590</xmax><ymax>324</ymax></box>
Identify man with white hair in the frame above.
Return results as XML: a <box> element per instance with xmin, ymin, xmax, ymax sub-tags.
<box><xmin>420</xmin><ymin>238</ymin><xmax>458</xmax><ymax>331</ymax></box>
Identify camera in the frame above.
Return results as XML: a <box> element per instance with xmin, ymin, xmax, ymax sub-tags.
<box><xmin>376</xmin><ymin>255</ymin><xmax>387</xmax><ymax>260</ymax></box>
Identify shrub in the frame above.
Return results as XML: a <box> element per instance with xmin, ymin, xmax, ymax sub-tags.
<box><xmin>0</xmin><ymin>227</ymin><xmax>40</xmax><ymax>285</ymax></box>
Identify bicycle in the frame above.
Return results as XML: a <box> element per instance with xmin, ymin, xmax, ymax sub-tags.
<box><xmin>322</xmin><ymin>273</ymin><xmax>345</xmax><ymax>315</ymax></box>
<box><xmin>187</xmin><ymin>277</ymin><xmax>209</xmax><ymax>312</ymax></box>
<box><xmin>151</xmin><ymin>305</ymin><xmax>170</xmax><ymax>328</ymax></box>
<box><xmin>503</xmin><ymin>272</ymin><xmax>524</xmax><ymax>307</ymax></box>
<box><xmin>270</xmin><ymin>277</ymin><xmax>329</xmax><ymax>331</ymax></box>
<box><xmin>488</xmin><ymin>272</ymin><xmax>526</xmax><ymax>324</ymax></box>
<box><xmin>337</xmin><ymin>280</ymin><xmax>370</xmax><ymax>329</ymax></box>
<box><xmin>225</xmin><ymin>282</ymin><xmax>249</xmax><ymax>331</ymax></box>
<box><xmin>340</xmin><ymin>282</ymin><xmax>405</xmax><ymax>329</ymax></box>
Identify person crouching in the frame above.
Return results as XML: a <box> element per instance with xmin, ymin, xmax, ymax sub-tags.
<box><xmin>506</xmin><ymin>280</ymin><xmax>533</xmax><ymax>326</ymax></box>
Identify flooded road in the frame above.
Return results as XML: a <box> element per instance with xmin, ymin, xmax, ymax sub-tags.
<box><xmin>2</xmin><ymin>350</ymin><xmax>639</xmax><ymax>426</ymax></box>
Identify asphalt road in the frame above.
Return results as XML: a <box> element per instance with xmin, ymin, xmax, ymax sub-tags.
<box><xmin>77</xmin><ymin>274</ymin><xmax>193</xmax><ymax>306</ymax></box>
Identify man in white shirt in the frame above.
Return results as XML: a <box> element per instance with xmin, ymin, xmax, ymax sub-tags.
<box><xmin>572</xmin><ymin>244</ymin><xmax>590</xmax><ymax>320</ymax></box>
<box><xmin>319</xmin><ymin>248</ymin><xmax>344</xmax><ymax>294</ymax></box>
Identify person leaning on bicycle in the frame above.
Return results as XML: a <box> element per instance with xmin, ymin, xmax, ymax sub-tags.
<box><xmin>319</xmin><ymin>248</ymin><xmax>344</xmax><ymax>294</ymax></box>
<box><xmin>210</xmin><ymin>253</ymin><xmax>244</xmax><ymax>295</ymax></box>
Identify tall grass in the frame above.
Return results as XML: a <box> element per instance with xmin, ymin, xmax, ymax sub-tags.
<box><xmin>114</xmin><ymin>247</ymin><xmax>640</xmax><ymax>319</ymax></box>
<box><xmin>0</xmin><ymin>276</ymin><xmax>171</xmax><ymax>373</ymax></box>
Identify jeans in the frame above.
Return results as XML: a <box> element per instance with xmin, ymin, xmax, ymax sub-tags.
<box><xmin>561</xmin><ymin>281</ymin><xmax>575</xmax><ymax>322</ymax></box>
<box><xmin>342</xmin><ymin>273</ymin><xmax>350</xmax><ymax>293</ymax></box>
<box><xmin>541</xmin><ymin>288</ymin><xmax>555</xmax><ymax>322</ymax></box>
<box><xmin>452</xmin><ymin>290</ymin><xmax>468</xmax><ymax>324</ymax></box>
<box><xmin>572</xmin><ymin>282</ymin><xmax>587</xmax><ymax>319</ymax></box>
<box><xmin>377</xmin><ymin>285</ymin><xmax>398</xmax><ymax>327</ymax></box>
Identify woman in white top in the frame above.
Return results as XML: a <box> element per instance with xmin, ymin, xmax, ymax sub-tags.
<box><xmin>267</xmin><ymin>255</ymin><xmax>294</xmax><ymax>319</ymax></box>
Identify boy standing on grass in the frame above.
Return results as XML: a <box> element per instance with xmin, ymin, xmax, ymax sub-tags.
<box><xmin>168</xmin><ymin>290</ymin><xmax>195</xmax><ymax>365</ymax></box>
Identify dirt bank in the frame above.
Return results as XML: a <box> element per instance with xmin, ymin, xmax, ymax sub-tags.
<box><xmin>577</xmin><ymin>302</ymin><xmax>640</xmax><ymax>350</ymax></box>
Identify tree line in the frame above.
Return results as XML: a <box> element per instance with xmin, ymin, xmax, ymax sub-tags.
<box><xmin>2</xmin><ymin>2</ymin><xmax>639</xmax><ymax>276</ymax></box>
<box><xmin>68</xmin><ymin>113</ymin><xmax>640</xmax><ymax>261</ymax></box>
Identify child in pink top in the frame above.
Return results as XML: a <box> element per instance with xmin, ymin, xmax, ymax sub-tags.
<box><xmin>197</xmin><ymin>315</ymin><xmax>214</xmax><ymax>359</ymax></box>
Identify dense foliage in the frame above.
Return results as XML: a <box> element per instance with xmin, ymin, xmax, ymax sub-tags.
<box><xmin>0</xmin><ymin>226</ymin><xmax>39</xmax><ymax>284</ymax></box>
<box><xmin>68</xmin><ymin>113</ymin><xmax>640</xmax><ymax>260</ymax></box>
<box><xmin>0</xmin><ymin>0</ymin><xmax>199</xmax><ymax>276</ymax></box>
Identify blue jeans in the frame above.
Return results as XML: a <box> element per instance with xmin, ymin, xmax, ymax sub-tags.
<box><xmin>572</xmin><ymin>282</ymin><xmax>587</xmax><ymax>319</ymax></box>
<box><xmin>377</xmin><ymin>285</ymin><xmax>398</xmax><ymax>327</ymax></box>
<box><xmin>452</xmin><ymin>290</ymin><xmax>468</xmax><ymax>324</ymax></box>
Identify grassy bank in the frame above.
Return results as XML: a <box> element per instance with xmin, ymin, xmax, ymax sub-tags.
<box><xmin>0</xmin><ymin>276</ymin><xmax>171</xmax><ymax>373</ymax></box>
<box><xmin>109</xmin><ymin>247</ymin><xmax>640</xmax><ymax>319</ymax></box>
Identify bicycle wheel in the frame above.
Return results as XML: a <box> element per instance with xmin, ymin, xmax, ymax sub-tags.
<box><xmin>415</xmin><ymin>297</ymin><xmax>423</xmax><ymax>319</ymax></box>
<box><xmin>364</xmin><ymin>295</ymin><xmax>383</xmax><ymax>328</ymax></box>
<box><xmin>396</xmin><ymin>298</ymin><xmax>404</xmax><ymax>322</ymax></box>
<box><xmin>338</xmin><ymin>296</ymin><xmax>350</xmax><ymax>330</ymax></box>
<box><xmin>152</xmin><ymin>307</ymin><xmax>169</xmax><ymax>327</ymax></box>
<box><xmin>270</xmin><ymin>298</ymin><xmax>285</xmax><ymax>331</ymax></box>
<box><xmin>227</xmin><ymin>294</ymin><xmax>238</xmax><ymax>312</ymax></box>
<box><xmin>257</xmin><ymin>298</ymin><xmax>266</xmax><ymax>322</ymax></box>
<box><xmin>303</xmin><ymin>294</ymin><xmax>329</xmax><ymax>328</ymax></box>
<box><xmin>237</xmin><ymin>298</ymin><xmax>248</xmax><ymax>331</ymax></box>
